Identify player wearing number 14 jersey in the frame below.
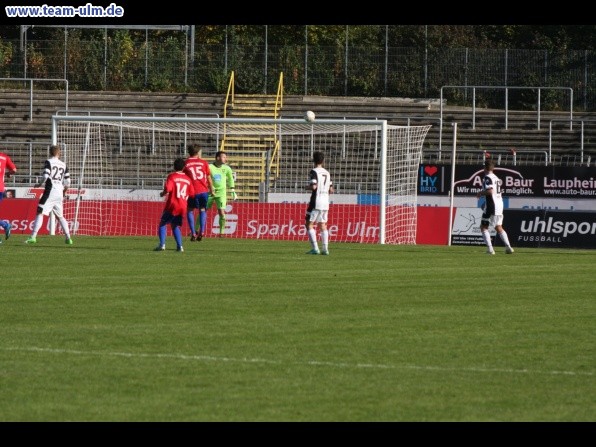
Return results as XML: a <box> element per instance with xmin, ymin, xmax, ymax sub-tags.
<box><xmin>155</xmin><ymin>157</ymin><xmax>195</xmax><ymax>252</ymax></box>
<box><xmin>184</xmin><ymin>144</ymin><xmax>213</xmax><ymax>242</ymax></box>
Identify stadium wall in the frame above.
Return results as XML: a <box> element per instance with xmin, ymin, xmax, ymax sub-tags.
<box><xmin>3</xmin><ymin>198</ymin><xmax>593</xmax><ymax>248</ymax></box>
<box><xmin>1</xmin><ymin>198</ymin><xmax>449</xmax><ymax>245</ymax></box>
<box><xmin>3</xmin><ymin>160</ymin><xmax>595</xmax><ymax>247</ymax></box>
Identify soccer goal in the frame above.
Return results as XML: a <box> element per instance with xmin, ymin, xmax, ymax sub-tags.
<box><xmin>51</xmin><ymin>115</ymin><xmax>430</xmax><ymax>244</ymax></box>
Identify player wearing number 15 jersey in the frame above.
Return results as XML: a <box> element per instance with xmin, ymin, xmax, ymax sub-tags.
<box><xmin>184</xmin><ymin>144</ymin><xmax>213</xmax><ymax>242</ymax></box>
<box><xmin>155</xmin><ymin>157</ymin><xmax>195</xmax><ymax>252</ymax></box>
<box><xmin>476</xmin><ymin>158</ymin><xmax>514</xmax><ymax>255</ymax></box>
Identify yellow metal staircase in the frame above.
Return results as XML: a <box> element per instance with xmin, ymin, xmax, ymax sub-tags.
<box><xmin>220</xmin><ymin>71</ymin><xmax>283</xmax><ymax>201</ymax></box>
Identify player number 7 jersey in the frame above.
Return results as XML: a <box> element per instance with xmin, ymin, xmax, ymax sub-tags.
<box><xmin>310</xmin><ymin>166</ymin><xmax>332</xmax><ymax>210</ymax></box>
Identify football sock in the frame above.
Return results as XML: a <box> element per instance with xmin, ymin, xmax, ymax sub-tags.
<box><xmin>199</xmin><ymin>210</ymin><xmax>207</xmax><ymax>235</ymax></box>
<box><xmin>308</xmin><ymin>228</ymin><xmax>318</xmax><ymax>250</ymax></box>
<box><xmin>31</xmin><ymin>214</ymin><xmax>44</xmax><ymax>237</ymax></box>
<box><xmin>158</xmin><ymin>225</ymin><xmax>167</xmax><ymax>246</ymax></box>
<box><xmin>187</xmin><ymin>211</ymin><xmax>196</xmax><ymax>235</ymax></box>
<box><xmin>58</xmin><ymin>216</ymin><xmax>71</xmax><ymax>239</ymax></box>
<box><xmin>173</xmin><ymin>225</ymin><xmax>183</xmax><ymax>248</ymax></box>
<box><xmin>219</xmin><ymin>215</ymin><xmax>226</xmax><ymax>235</ymax></box>
<box><xmin>498</xmin><ymin>230</ymin><xmax>511</xmax><ymax>248</ymax></box>
<box><xmin>481</xmin><ymin>229</ymin><xmax>493</xmax><ymax>250</ymax></box>
<box><xmin>321</xmin><ymin>229</ymin><xmax>329</xmax><ymax>251</ymax></box>
<box><xmin>0</xmin><ymin>220</ymin><xmax>7</xmax><ymax>231</ymax></box>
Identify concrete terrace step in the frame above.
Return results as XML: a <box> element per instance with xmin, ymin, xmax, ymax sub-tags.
<box><xmin>1</xmin><ymin>89</ymin><xmax>594</xmax><ymax>167</ymax></box>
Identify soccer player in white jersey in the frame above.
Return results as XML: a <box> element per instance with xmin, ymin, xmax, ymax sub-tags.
<box><xmin>476</xmin><ymin>158</ymin><xmax>514</xmax><ymax>255</ymax></box>
<box><xmin>305</xmin><ymin>151</ymin><xmax>334</xmax><ymax>255</ymax></box>
<box><xmin>25</xmin><ymin>144</ymin><xmax>73</xmax><ymax>245</ymax></box>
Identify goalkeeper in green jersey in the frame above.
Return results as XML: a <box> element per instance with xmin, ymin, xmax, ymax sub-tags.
<box><xmin>207</xmin><ymin>151</ymin><xmax>237</xmax><ymax>238</ymax></box>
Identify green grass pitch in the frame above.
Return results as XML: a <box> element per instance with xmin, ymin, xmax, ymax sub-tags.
<box><xmin>0</xmin><ymin>235</ymin><xmax>594</xmax><ymax>422</ymax></box>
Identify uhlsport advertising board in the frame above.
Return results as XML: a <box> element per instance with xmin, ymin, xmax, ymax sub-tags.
<box><xmin>419</xmin><ymin>163</ymin><xmax>596</xmax><ymax>249</ymax></box>
<box><xmin>451</xmin><ymin>207</ymin><xmax>596</xmax><ymax>249</ymax></box>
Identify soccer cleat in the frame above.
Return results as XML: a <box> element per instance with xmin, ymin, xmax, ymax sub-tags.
<box><xmin>154</xmin><ymin>245</ymin><xmax>165</xmax><ymax>251</ymax></box>
<box><xmin>321</xmin><ymin>250</ymin><xmax>329</xmax><ymax>256</ymax></box>
<box><xmin>5</xmin><ymin>225</ymin><xmax>10</xmax><ymax>240</ymax></box>
<box><xmin>190</xmin><ymin>235</ymin><xmax>197</xmax><ymax>242</ymax></box>
<box><xmin>197</xmin><ymin>233</ymin><xmax>204</xmax><ymax>242</ymax></box>
<box><xmin>306</xmin><ymin>249</ymin><xmax>320</xmax><ymax>255</ymax></box>
<box><xmin>65</xmin><ymin>238</ymin><xmax>73</xmax><ymax>245</ymax></box>
<box><xmin>177</xmin><ymin>246</ymin><xmax>184</xmax><ymax>252</ymax></box>
<box><xmin>505</xmin><ymin>247</ymin><xmax>515</xmax><ymax>254</ymax></box>
<box><xmin>25</xmin><ymin>236</ymin><xmax>37</xmax><ymax>244</ymax></box>
<box><xmin>486</xmin><ymin>249</ymin><xmax>495</xmax><ymax>255</ymax></box>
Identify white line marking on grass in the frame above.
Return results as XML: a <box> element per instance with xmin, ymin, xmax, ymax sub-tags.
<box><xmin>3</xmin><ymin>346</ymin><xmax>594</xmax><ymax>377</ymax></box>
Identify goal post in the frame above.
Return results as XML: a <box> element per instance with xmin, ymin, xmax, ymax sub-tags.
<box><xmin>51</xmin><ymin>115</ymin><xmax>431</xmax><ymax>244</ymax></box>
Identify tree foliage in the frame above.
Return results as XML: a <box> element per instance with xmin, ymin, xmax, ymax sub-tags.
<box><xmin>0</xmin><ymin>25</ymin><xmax>594</xmax><ymax>109</ymax></box>
<box><xmin>3</xmin><ymin>25</ymin><xmax>595</xmax><ymax>50</ymax></box>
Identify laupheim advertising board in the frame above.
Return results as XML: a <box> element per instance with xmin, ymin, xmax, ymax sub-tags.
<box><xmin>418</xmin><ymin>164</ymin><xmax>596</xmax><ymax>199</ymax></box>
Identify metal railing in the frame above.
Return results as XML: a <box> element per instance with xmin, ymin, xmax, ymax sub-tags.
<box><xmin>0</xmin><ymin>77</ymin><xmax>69</xmax><ymax>121</ymax></box>
<box><xmin>424</xmin><ymin>149</ymin><xmax>550</xmax><ymax>167</ymax></box>
<box><xmin>0</xmin><ymin>140</ymin><xmax>51</xmax><ymax>181</ymax></box>
<box><xmin>548</xmin><ymin>118</ymin><xmax>596</xmax><ymax>165</ymax></box>
<box><xmin>439</xmin><ymin>86</ymin><xmax>573</xmax><ymax>156</ymax></box>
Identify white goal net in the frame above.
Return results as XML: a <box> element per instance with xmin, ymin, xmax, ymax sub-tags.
<box><xmin>52</xmin><ymin>115</ymin><xmax>430</xmax><ymax>244</ymax></box>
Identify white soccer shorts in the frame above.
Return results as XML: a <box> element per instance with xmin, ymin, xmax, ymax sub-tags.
<box><xmin>489</xmin><ymin>214</ymin><xmax>504</xmax><ymax>227</ymax></box>
<box><xmin>309</xmin><ymin>209</ymin><xmax>329</xmax><ymax>223</ymax></box>
<box><xmin>39</xmin><ymin>194</ymin><xmax>65</xmax><ymax>218</ymax></box>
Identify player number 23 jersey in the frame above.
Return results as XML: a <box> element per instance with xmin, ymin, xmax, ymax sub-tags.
<box><xmin>43</xmin><ymin>157</ymin><xmax>70</xmax><ymax>195</ymax></box>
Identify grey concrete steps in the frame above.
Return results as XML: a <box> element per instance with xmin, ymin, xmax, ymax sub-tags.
<box><xmin>1</xmin><ymin>89</ymin><xmax>595</xmax><ymax>166</ymax></box>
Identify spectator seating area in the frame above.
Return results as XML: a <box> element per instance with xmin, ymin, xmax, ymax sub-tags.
<box><xmin>1</xmin><ymin>89</ymin><xmax>595</xmax><ymax>171</ymax></box>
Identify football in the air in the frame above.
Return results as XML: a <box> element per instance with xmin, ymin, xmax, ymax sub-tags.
<box><xmin>304</xmin><ymin>110</ymin><xmax>316</xmax><ymax>123</ymax></box>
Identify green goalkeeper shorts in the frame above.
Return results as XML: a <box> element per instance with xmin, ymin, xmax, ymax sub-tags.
<box><xmin>207</xmin><ymin>195</ymin><xmax>226</xmax><ymax>211</ymax></box>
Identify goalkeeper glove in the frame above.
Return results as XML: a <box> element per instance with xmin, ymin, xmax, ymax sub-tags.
<box><xmin>231</xmin><ymin>189</ymin><xmax>238</xmax><ymax>200</ymax></box>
